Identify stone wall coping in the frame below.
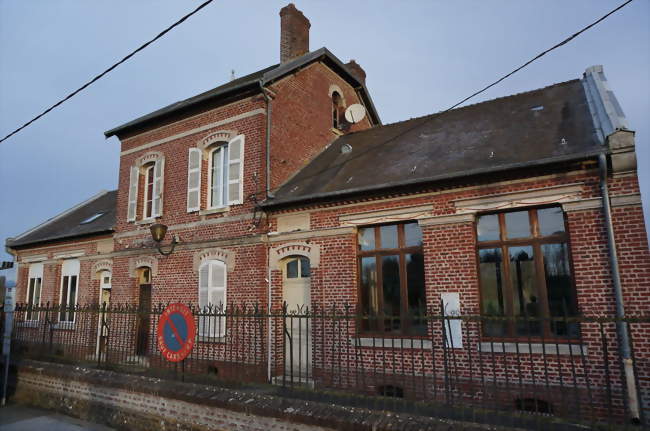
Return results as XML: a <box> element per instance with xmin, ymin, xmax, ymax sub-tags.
<box><xmin>14</xmin><ymin>359</ymin><xmax>523</xmax><ymax>431</ymax></box>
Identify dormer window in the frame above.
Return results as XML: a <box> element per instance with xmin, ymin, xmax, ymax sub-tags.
<box><xmin>332</xmin><ymin>91</ymin><xmax>342</xmax><ymax>129</ymax></box>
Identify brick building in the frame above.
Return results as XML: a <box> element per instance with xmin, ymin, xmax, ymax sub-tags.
<box><xmin>5</xmin><ymin>4</ymin><xmax>649</xmax><ymax>424</ymax></box>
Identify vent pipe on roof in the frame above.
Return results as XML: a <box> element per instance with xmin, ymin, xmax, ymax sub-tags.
<box><xmin>280</xmin><ymin>4</ymin><xmax>310</xmax><ymax>63</ymax></box>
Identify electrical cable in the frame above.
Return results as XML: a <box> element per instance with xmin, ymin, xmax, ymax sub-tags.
<box><xmin>0</xmin><ymin>0</ymin><xmax>216</xmax><ymax>144</ymax></box>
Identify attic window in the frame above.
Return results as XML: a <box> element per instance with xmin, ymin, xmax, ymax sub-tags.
<box><xmin>80</xmin><ymin>212</ymin><xmax>105</xmax><ymax>224</ymax></box>
<box><xmin>332</xmin><ymin>91</ymin><xmax>343</xmax><ymax>129</ymax></box>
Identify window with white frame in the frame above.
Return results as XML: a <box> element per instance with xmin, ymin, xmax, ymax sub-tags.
<box><xmin>209</xmin><ymin>144</ymin><xmax>229</xmax><ymax>208</ymax></box>
<box><xmin>26</xmin><ymin>262</ymin><xmax>43</xmax><ymax>321</ymax></box>
<box><xmin>186</xmin><ymin>135</ymin><xmax>245</xmax><ymax>213</ymax></box>
<box><xmin>143</xmin><ymin>163</ymin><xmax>155</xmax><ymax>219</ymax></box>
<box><xmin>59</xmin><ymin>259</ymin><xmax>80</xmax><ymax>322</ymax></box>
<box><xmin>127</xmin><ymin>156</ymin><xmax>165</xmax><ymax>222</ymax></box>
<box><xmin>198</xmin><ymin>260</ymin><xmax>227</xmax><ymax>337</ymax></box>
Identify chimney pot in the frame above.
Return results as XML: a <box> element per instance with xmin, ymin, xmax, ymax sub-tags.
<box><xmin>280</xmin><ymin>3</ymin><xmax>310</xmax><ymax>63</ymax></box>
<box><xmin>345</xmin><ymin>60</ymin><xmax>366</xmax><ymax>84</ymax></box>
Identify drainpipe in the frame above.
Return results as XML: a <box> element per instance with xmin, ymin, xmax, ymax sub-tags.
<box><xmin>260</xmin><ymin>80</ymin><xmax>274</xmax><ymax>383</ymax></box>
<box><xmin>598</xmin><ymin>152</ymin><xmax>640</xmax><ymax>422</ymax></box>
<box><xmin>259</xmin><ymin>81</ymin><xmax>274</xmax><ymax>199</ymax></box>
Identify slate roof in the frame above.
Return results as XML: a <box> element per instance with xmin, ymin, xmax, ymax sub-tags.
<box><xmin>264</xmin><ymin>79</ymin><xmax>603</xmax><ymax>207</ymax></box>
<box><xmin>105</xmin><ymin>48</ymin><xmax>381</xmax><ymax>138</ymax></box>
<box><xmin>7</xmin><ymin>190</ymin><xmax>117</xmax><ymax>248</ymax></box>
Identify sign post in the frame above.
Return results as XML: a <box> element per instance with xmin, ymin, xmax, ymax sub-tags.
<box><xmin>1</xmin><ymin>279</ymin><xmax>15</xmax><ymax>407</ymax></box>
<box><xmin>157</xmin><ymin>303</ymin><xmax>196</xmax><ymax>364</ymax></box>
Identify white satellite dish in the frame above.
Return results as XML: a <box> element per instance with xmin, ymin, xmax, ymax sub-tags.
<box><xmin>344</xmin><ymin>104</ymin><xmax>366</xmax><ymax>124</ymax></box>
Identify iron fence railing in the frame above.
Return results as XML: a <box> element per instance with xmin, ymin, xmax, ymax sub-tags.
<box><xmin>3</xmin><ymin>302</ymin><xmax>648</xmax><ymax>429</ymax></box>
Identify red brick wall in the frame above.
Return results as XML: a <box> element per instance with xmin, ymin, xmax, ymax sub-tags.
<box><xmin>268</xmin><ymin>62</ymin><xmax>373</xmax><ymax>190</ymax></box>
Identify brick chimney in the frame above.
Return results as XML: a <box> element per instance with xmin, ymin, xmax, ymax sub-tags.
<box><xmin>280</xmin><ymin>4</ymin><xmax>310</xmax><ymax>63</ymax></box>
<box><xmin>345</xmin><ymin>60</ymin><xmax>366</xmax><ymax>84</ymax></box>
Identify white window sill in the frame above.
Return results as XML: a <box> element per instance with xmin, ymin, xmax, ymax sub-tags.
<box><xmin>196</xmin><ymin>335</ymin><xmax>226</xmax><ymax>343</ymax></box>
<box><xmin>353</xmin><ymin>338</ymin><xmax>432</xmax><ymax>349</ymax></box>
<box><xmin>478</xmin><ymin>342</ymin><xmax>587</xmax><ymax>356</ymax></box>
<box><xmin>199</xmin><ymin>206</ymin><xmax>230</xmax><ymax>216</ymax></box>
<box><xmin>16</xmin><ymin>321</ymin><xmax>40</xmax><ymax>328</ymax></box>
<box><xmin>54</xmin><ymin>321</ymin><xmax>75</xmax><ymax>330</ymax></box>
<box><xmin>135</xmin><ymin>218</ymin><xmax>158</xmax><ymax>225</ymax></box>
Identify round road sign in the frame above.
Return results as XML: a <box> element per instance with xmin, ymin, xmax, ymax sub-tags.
<box><xmin>157</xmin><ymin>303</ymin><xmax>196</xmax><ymax>362</ymax></box>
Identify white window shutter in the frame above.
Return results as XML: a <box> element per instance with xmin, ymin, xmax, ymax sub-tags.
<box><xmin>152</xmin><ymin>158</ymin><xmax>165</xmax><ymax>217</ymax></box>
<box><xmin>227</xmin><ymin>135</ymin><xmax>244</xmax><ymax>205</ymax></box>
<box><xmin>127</xmin><ymin>166</ymin><xmax>139</xmax><ymax>222</ymax></box>
<box><xmin>213</xmin><ymin>260</ymin><xmax>227</xmax><ymax>336</ymax></box>
<box><xmin>199</xmin><ymin>264</ymin><xmax>209</xmax><ymax>309</ymax></box>
<box><xmin>187</xmin><ymin>148</ymin><xmax>202</xmax><ymax>212</ymax></box>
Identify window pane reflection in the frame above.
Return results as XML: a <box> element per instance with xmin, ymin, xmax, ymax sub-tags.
<box><xmin>286</xmin><ymin>259</ymin><xmax>298</xmax><ymax>278</ymax></box>
<box><xmin>358</xmin><ymin>228</ymin><xmax>375</xmax><ymax>251</ymax></box>
<box><xmin>477</xmin><ymin>214</ymin><xmax>500</xmax><ymax>242</ymax></box>
<box><xmin>509</xmin><ymin>246</ymin><xmax>540</xmax><ymax>336</ymax></box>
<box><xmin>382</xmin><ymin>255</ymin><xmax>401</xmax><ymax>333</ymax></box>
<box><xmin>538</xmin><ymin>207</ymin><xmax>566</xmax><ymax>236</ymax></box>
<box><xmin>380</xmin><ymin>225</ymin><xmax>398</xmax><ymax>249</ymax></box>
<box><xmin>404</xmin><ymin>222</ymin><xmax>423</xmax><ymax>247</ymax></box>
<box><xmin>300</xmin><ymin>257</ymin><xmax>310</xmax><ymax>277</ymax></box>
<box><xmin>360</xmin><ymin>256</ymin><xmax>378</xmax><ymax>331</ymax></box>
<box><xmin>505</xmin><ymin>211</ymin><xmax>531</xmax><ymax>239</ymax></box>
<box><xmin>406</xmin><ymin>252</ymin><xmax>426</xmax><ymax>335</ymax></box>
<box><xmin>479</xmin><ymin>248</ymin><xmax>506</xmax><ymax>336</ymax></box>
<box><xmin>542</xmin><ymin>243</ymin><xmax>579</xmax><ymax>337</ymax></box>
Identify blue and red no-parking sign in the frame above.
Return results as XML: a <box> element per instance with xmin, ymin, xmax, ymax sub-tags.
<box><xmin>157</xmin><ymin>303</ymin><xmax>196</xmax><ymax>362</ymax></box>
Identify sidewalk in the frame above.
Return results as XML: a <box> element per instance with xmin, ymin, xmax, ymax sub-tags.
<box><xmin>0</xmin><ymin>403</ymin><xmax>113</xmax><ymax>431</ymax></box>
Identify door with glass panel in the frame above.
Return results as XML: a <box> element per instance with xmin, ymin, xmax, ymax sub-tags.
<box><xmin>282</xmin><ymin>256</ymin><xmax>311</xmax><ymax>378</ymax></box>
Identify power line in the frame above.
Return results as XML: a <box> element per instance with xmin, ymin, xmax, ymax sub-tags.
<box><xmin>444</xmin><ymin>0</ymin><xmax>634</xmax><ymax>112</ymax></box>
<box><xmin>0</xmin><ymin>0</ymin><xmax>216</xmax><ymax>144</ymax></box>
<box><xmin>255</xmin><ymin>0</ymin><xmax>635</xmax><ymax>202</ymax></box>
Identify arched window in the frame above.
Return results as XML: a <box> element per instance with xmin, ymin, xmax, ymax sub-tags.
<box><xmin>209</xmin><ymin>144</ymin><xmax>229</xmax><ymax>208</ymax></box>
<box><xmin>198</xmin><ymin>259</ymin><xmax>227</xmax><ymax>337</ymax></box>
<box><xmin>142</xmin><ymin>163</ymin><xmax>155</xmax><ymax>218</ymax></box>
<box><xmin>332</xmin><ymin>91</ymin><xmax>342</xmax><ymax>129</ymax></box>
<box><xmin>285</xmin><ymin>256</ymin><xmax>310</xmax><ymax>279</ymax></box>
<box><xmin>127</xmin><ymin>154</ymin><xmax>165</xmax><ymax>222</ymax></box>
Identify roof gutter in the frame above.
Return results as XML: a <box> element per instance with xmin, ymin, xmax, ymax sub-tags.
<box><xmin>598</xmin><ymin>151</ymin><xmax>640</xmax><ymax>422</ymax></box>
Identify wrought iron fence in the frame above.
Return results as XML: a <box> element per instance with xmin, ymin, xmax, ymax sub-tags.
<box><xmin>3</xmin><ymin>301</ymin><xmax>648</xmax><ymax>429</ymax></box>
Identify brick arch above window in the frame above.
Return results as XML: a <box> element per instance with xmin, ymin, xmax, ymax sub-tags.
<box><xmin>91</xmin><ymin>259</ymin><xmax>113</xmax><ymax>280</ymax></box>
<box><xmin>193</xmin><ymin>247</ymin><xmax>235</xmax><ymax>272</ymax></box>
<box><xmin>198</xmin><ymin>130</ymin><xmax>237</xmax><ymax>156</ymax></box>
<box><xmin>128</xmin><ymin>256</ymin><xmax>158</xmax><ymax>278</ymax></box>
<box><xmin>328</xmin><ymin>84</ymin><xmax>346</xmax><ymax>106</ymax></box>
<box><xmin>270</xmin><ymin>242</ymin><xmax>320</xmax><ymax>271</ymax></box>
<box><xmin>136</xmin><ymin>151</ymin><xmax>164</xmax><ymax>168</ymax></box>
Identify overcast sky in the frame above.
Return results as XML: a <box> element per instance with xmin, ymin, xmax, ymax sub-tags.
<box><xmin>1</xmin><ymin>0</ymin><xmax>648</xmax><ymax>284</ymax></box>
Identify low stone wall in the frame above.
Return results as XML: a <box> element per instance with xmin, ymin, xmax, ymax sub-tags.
<box><xmin>10</xmin><ymin>360</ymin><xmax>504</xmax><ymax>431</ymax></box>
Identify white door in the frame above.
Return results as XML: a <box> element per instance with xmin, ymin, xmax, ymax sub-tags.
<box><xmin>282</xmin><ymin>257</ymin><xmax>311</xmax><ymax>378</ymax></box>
<box><xmin>96</xmin><ymin>271</ymin><xmax>111</xmax><ymax>358</ymax></box>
